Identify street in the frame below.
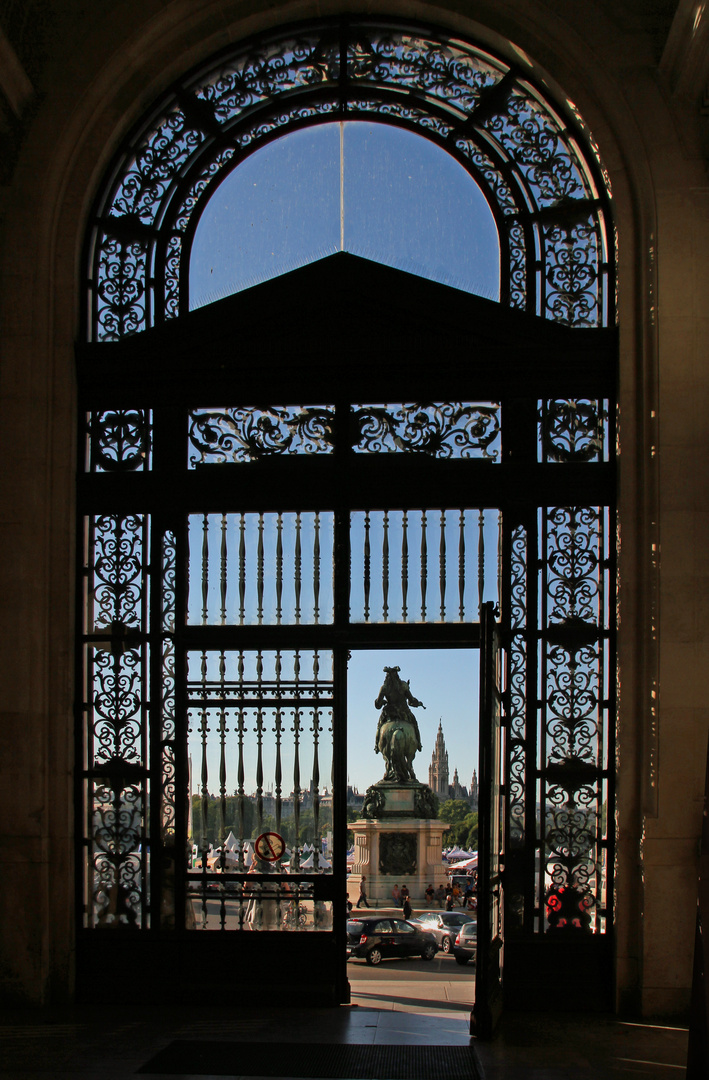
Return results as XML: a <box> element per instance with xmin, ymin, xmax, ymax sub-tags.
<box><xmin>347</xmin><ymin>953</ymin><xmax>476</xmax><ymax>1015</ymax></box>
<box><xmin>347</xmin><ymin>954</ymin><xmax>475</xmax><ymax>982</ymax></box>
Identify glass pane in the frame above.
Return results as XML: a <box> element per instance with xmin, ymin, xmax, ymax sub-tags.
<box><xmin>186</xmin><ymin>649</ymin><xmax>335</xmax><ymax>932</ymax></box>
<box><xmin>189</xmin><ymin>121</ymin><xmax>500</xmax><ymax>308</ymax></box>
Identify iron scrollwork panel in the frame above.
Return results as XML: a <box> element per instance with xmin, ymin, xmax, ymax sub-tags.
<box><xmin>539</xmin><ymin>505</ymin><xmax>610</xmax><ymax>934</ymax></box>
<box><xmin>86</xmin><ymin>21</ymin><xmax>614</xmax><ymax>341</ymax></box>
<box><xmin>83</xmin><ymin>514</ymin><xmax>151</xmax><ymax>928</ymax></box>
<box><xmin>86</xmin><ymin>409</ymin><xmax>152</xmax><ymax>472</ymax></box>
<box><xmin>539</xmin><ymin>399</ymin><xmax>608</xmax><ymax>463</ymax></box>
<box><xmin>188</xmin><ymin>406</ymin><xmax>335</xmax><ymax>465</ymax></box>
<box><xmin>351</xmin><ymin>402</ymin><xmax>501</xmax><ymax>459</ymax></box>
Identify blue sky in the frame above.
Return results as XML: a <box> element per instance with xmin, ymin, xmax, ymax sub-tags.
<box><xmin>190</xmin><ymin>120</ymin><xmax>500</xmax><ymax>306</ymax></box>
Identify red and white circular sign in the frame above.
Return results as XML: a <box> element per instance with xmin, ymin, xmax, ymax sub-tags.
<box><xmin>254</xmin><ymin>831</ymin><xmax>286</xmax><ymax>862</ymax></box>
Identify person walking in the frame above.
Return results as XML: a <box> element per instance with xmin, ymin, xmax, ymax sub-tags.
<box><xmin>402</xmin><ymin>895</ymin><xmax>412</xmax><ymax>920</ymax></box>
<box><xmin>400</xmin><ymin>883</ymin><xmax>409</xmax><ymax>908</ymax></box>
<box><xmin>356</xmin><ymin>875</ymin><xmax>369</xmax><ymax>908</ymax></box>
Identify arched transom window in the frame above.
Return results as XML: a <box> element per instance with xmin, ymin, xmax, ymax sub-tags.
<box><xmin>85</xmin><ymin>18</ymin><xmax>614</xmax><ymax>341</ymax></box>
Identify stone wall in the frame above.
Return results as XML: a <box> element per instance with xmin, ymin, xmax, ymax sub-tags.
<box><xmin>0</xmin><ymin>0</ymin><xmax>706</xmax><ymax>1014</ymax></box>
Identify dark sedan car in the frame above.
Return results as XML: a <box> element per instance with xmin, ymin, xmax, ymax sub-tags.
<box><xmin>346</xmin><ymin>917</ymin><xmax>438</xmax><ymax>965</ymax></box>
<box><xmin>452</xmin><ymin>920</ymin><xmax>477</xmax><ymax>965</ymax></box>
<box><xmin>412</xmin><ymin>910</ymin><xmax>475</xmax><ymax>953</ymax></box>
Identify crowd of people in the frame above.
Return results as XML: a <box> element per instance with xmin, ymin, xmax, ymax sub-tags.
<box><xmin>351</xmin><ymin>874</ymin><xmax>476</xmax><ymax>915</ymax></box>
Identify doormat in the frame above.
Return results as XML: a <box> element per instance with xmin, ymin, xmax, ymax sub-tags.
<box><xmin>137</xmin><ymin>1040</ymin><xmax>485</xmax><ymax>1079</ymax></box>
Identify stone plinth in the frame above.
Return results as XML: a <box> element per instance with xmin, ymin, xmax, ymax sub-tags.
<box><xmin>348</xmin><ymin>816</ymin><xmax>448</xmax><ymax>905</ymax></box>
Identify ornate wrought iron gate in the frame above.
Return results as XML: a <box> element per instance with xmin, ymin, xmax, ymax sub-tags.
<box><xmin>76</xmin><ymin>14</ymin><xmax>617</xmax><ymax>1010</ymax></box>
<box><xmin>76</xmin><ymin>255</ymin><xmax>616</xmax><ymax>1006</ymax></box>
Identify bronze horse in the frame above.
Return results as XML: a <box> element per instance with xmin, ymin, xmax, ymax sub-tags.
<box><xmin>373</xmin><ymin>666</ymin><xmax>426</xmax><ymax>783</ymax></box>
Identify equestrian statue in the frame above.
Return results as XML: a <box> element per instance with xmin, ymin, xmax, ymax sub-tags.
<box><xmin>373</xmin><ymin>666</ymin><xmax>426</xmax><ymax>783</ymax></box>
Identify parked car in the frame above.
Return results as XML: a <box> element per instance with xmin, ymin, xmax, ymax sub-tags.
<box><xmin>412</xmin><ymin>910</ymin><xmax>475</xmax><ymax>953</ymax></box>
<box><xmin>452</xmin><ymin>920</ymin><xmax>477</xmax><ymax>965</ymax></box>
<box><xmin>346</xmin><ymin>917</ymin><xmax>438</xmax><ymax>965</ymax></box>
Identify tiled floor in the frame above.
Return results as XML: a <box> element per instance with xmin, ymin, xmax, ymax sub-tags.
<box><xmin>0</xmin><ymin>981</ymin><xmax>689</xmax><ymax>1079</ymax></box>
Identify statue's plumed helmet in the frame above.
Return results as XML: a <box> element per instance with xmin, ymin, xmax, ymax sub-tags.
<box><xmin>383</xmin><ymin>666</ymin><xmax>400</xmax><ymax>675</ymax></box>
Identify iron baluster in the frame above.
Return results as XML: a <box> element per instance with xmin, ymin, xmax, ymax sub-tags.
<box><xmin>199</xmin><ymin>652</ymin><xmax>209</xmax><ymax>930</ymax></box>
<box><xmin>238</xmin><ymin>512</ymin><xmax>246</xmax><ymax>624</ymax></box>
<box><xmin>257</xmin><ymin>512</ymin><xmax>264</xmax><ymax>624</ymax></box>
<box><xmin>312</xmin><ymin>651</ymin><xmax>321</xmax><ymax>872</ymax></box>
<box><xmin>292</xmin><ymin>650</ymin><xmax>302</xmax><ymax>872</ymax></box>
<box><xmin>402</xmin><ymin>509</ymin><xmax>409</xmax><ymax>622</ymax></box>
<box><xmin>274</xmin><ymin>651</ymin><xmax>283</xmax><ymax>838</ymax></box>
<box><xmin>313</xmin><ymin>512</ymin><xmax>321</xmax><ymax>624</ymax></box>
<box><xmin>439</xmin><ymin>509</ymin><xmax>446</xmax><ymax>620</ymax></box>
<box><xmin>382</xmin><ymin>509</ymin><xmax>389</xmax><ymax>622</ymax></box>
<box><xmin>311</xmin><ymin>709</ymin><xmax>321</xmax><ymax>873</ymax></box>
<box><xmin>421</xmin><ymin>509</ymin><xmax>428</xmax><ymax>621</ymax></box>
<box><xmin>458</xmin><ymin>508</ymin><xmax>466</xmax><ymax>621</ymax></box>
<box><xmin>185</xmin><ymin>516</ymin><xmax>191</xmax><ymax>629</ymax></box>
<box><xmin>201</xmin><ymin>513</ymin><xmax>209</xmax><ymax>625</ymax></box>
<box><xmin>363</xmin><ymin>510</ymin><xmax>371</xmax><ymax>622</ymax></box>
<box><xmin>236</xmin><ymin>698</ymin><xmax>246</xmax><ymax>873</ymax></box>
<box><xmin>497</xmin><ymin>510</ymin><xmax>503</xmax><ymax>612</ymax></box>
<box><xmin>276</xmin><ymin>512</ymin><xmax>283</xmax><ymax>624</ymax></box>
<box><xmin>292</xmin><ymin>712</ymin><xmax>302</xmax><ymax>871</ymax></box>
<box><xmin>478</xmin><ymin>508</ymin><xmax>485</xmax><ymax>618</ymax></box>
<box><xmin>218</xmin><ymin>650</ymin><xmax>227</xmax><ymax>868</ymax></box>
<box><xmin>294</xmin><ymin>512</ymin><xmax>302</xmax><ymax>624</ymax></box>
<box><xmin>220</xmin><ymin>512</ymin><xmax>227</xmax><ymax>625</ymax></box>
<box><xmin>255</xmin><ymin>652</ymin><xmax>264</xmax><ymax>837</ymax></box>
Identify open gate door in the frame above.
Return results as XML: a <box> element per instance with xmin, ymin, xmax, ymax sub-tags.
<box><xmin>472</xmin><ymin>601</ymin><xmax>505</xmax><ymax>1038</ymax></box>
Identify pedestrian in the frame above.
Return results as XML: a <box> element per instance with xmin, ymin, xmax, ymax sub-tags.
<box><xmin>402</xmin><ymin>896</ymin><xmax>412</xmax><ymax>920</ymax></box>
<box><xmin>436</xmin><ymin>884</ymin><xmax>446</xmax><ymax>908</ymax></box>
<box><xmin>445</xmin><ymin>886</ymin><xmax>454</xmax><ymax>912</ymax></box>
<box><xmin>391</xmin><ymin>883</ymin><xmax>400</xmax><ymax>905</ymax></box>
<box><xmin>425</xmin><ymin>883</ymin><xmax>435</xmax><ymax>906</ymax></box>
<box><xmin>452</xmin><ymin>881</ymin><xmax>461</xmax><ymax>906</ymax></box>
<box><xmin>400</xmin><ymin>883</ymin><xmax>409</xmax><ymax>908</ymax></box>
<box><xmin>356</xmin><ymin>874</ymin><xmax>369</xmax><ymax>908</ymax></box>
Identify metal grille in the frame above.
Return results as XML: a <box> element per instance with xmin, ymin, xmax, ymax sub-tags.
<box><xmin>82</xmin><ymin>514</ymin><xmax>150</xmax><ymax>929</ymax></box>
<box><xmin>83</xmin><ymin>19</ymin><xmax>615</xmax><ymax>342</ymax></box>
<box><xmin>350</xmin><ymin>508</ymin><xmax>501</xmax><ymax>623</ymax></box>
<box><xmin>538</xmin><ymin>505</ymin><xmax>611</xmax><ymax>933</ymax></box>
<box><xmin>186</xmin><ymin>649</ymin><xmax>334</xmax><ymax>931</ymax></box>
<box><xmin>187</xmin><ymin>513</ymin><xmax>334</xmax><ymax>626</ymax></box>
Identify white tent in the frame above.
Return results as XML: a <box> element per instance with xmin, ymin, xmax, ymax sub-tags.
<box><xmin>223</xmin><ymin>831</ymin><xmax>238</xmax><ymax>852</ymax></box>
<box><xmin>300</xmin><ymin>852</ymin><xmax>331</xmax><ymax>869</ymax></box>
<box><xmin>448</xmin><ymin>855</ymin><xmax>478</xmax><ymax>871</ymax></box>
<box><xmin>445</xmin><ymin>846</ymin><xmax>472</xmax><ymax>861</ymax></box>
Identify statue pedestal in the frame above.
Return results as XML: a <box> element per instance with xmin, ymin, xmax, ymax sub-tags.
<box><xmin>348</xmin><ymin>782</ymin><xmax>448</xmax><ymax>906</ymax></box>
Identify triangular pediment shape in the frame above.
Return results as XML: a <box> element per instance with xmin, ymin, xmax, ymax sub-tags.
<box><xmin>78</xmin><ymin>252</ymin><xmax>617</xmax><ymax>401</ymax></box>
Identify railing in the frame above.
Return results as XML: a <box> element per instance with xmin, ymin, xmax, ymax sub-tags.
<box><xmin>687</xmin><ymin>733</ymin><xmax>709</xmax><ymax>1076</ymax></box>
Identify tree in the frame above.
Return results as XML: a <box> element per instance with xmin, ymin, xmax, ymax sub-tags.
<box><xmin>438</xmin><ymin>800</ymin><xmax>479</xmax><ymax>849</ymax></box>
<box><xmin>438</xmin><ymin>798</ymin><xmax>473</xmax><ymax>826</ymax></box>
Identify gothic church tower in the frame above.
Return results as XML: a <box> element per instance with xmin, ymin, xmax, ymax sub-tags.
<box><xmin>428</xmin><ymin>720</ymin><xmax>449</xmax><ymax>797</ymax></box>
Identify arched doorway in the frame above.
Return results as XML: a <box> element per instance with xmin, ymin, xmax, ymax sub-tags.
<box><xmin>76</xmin><ymin>18</ymin><xmax>616</xmax><ymax>1017</ymax></box>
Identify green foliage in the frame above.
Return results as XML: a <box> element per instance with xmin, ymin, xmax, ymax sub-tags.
<box><xmin>438</xmin><ymin>798</ymin><xmax>473</xmax><ymax>825</ymax></box>
<box><xmin>436</xmin><ymin>799</ymin><xmax>478</xmax><ymax>852</ymax></box>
